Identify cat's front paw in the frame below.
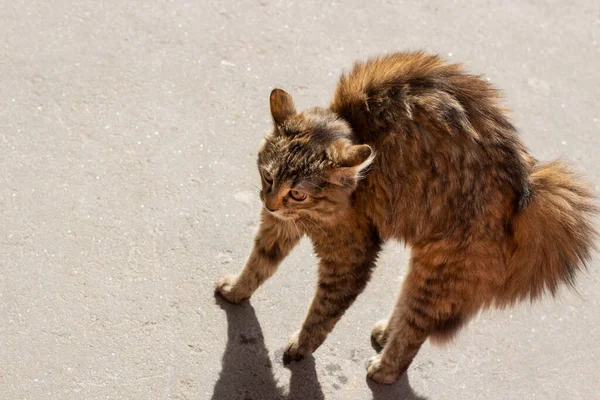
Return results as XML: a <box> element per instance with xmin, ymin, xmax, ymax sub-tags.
<box><xmin>215</xmin><ymin>274</ymin><xmax>249</xmax><ymax>304</ymax></box>
<box><xmin>283</xmin><ymin>331</ymin><xmax>311</xmax><ymax>363</ymax></box>
<box><xmin>366</xmin><ymin>354</ymin><xmax>402</xmax><ymax>384</ymax></box>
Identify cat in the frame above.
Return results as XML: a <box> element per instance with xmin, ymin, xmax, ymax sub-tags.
<box><xmin>215</xmin><ymin>52</ymin><xmax>597</xmax><ymax>384</ymax></box>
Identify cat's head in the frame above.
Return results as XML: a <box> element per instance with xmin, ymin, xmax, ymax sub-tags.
<box><xmin>257</xmin><ymin>89</ymin><xmax>374</xmax><ymax>222</ymax></box>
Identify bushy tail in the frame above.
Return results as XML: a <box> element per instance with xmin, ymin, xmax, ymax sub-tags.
<box><xmin>499</xmin><ymin>161</ymin><xmax>597</xmax><ymax>304</ymax></box>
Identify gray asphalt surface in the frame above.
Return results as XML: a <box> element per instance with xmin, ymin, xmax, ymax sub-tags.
<box><xmin>1</xmin><ymin>1</ymin><xmax>599</xmax><ymax>399</ymax></box>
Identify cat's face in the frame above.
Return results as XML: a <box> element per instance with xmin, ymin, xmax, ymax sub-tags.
<box><xmin>256</xmin><ymin>89</ymin><xmax>373</xmax><ymax>222</ymax></box>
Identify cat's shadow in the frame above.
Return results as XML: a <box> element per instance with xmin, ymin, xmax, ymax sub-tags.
<box><xmin>367</xmin><ymin>374</ymin><xmax>429</xmax><ymax>400</ymax></box>
<box><xmin>212</xmin><ymin>293</ymin><xmax>427</xmax><ymax>400</ymax></box>
<box><xmin>211</xmin><ymin>294</ymin><xmax>325</xmax><ymax>400</ymax></box>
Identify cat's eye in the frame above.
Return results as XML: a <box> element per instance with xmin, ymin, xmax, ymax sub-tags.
<box><xmin>263</xmin><ymin>170</ymin><xmax>273</xmax><ymax>184</ymax></box>
<box><xmin>289</xmin><ymin>190</ymin><xmax>307</xmax><ymax>201</ymax></box>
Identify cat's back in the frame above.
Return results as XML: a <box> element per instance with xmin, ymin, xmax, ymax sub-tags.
<box><xmin>331</xmin><ymin>52</ymin><xmax>449</xmax><ymax>108</ymax></box>
<box><xmin>331</xmin><ymin>52</ymin><xmax>532</xmax><ymax>241</ymax></box>
<box><xmin>329</xmin><ymin>52</ymin><xmax>509</xmax><ymax>142</ymax></box>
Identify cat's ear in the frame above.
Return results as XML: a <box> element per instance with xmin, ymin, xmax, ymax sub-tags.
<box><xmin>270</xmin><ymin>88</ymin><xmax>296</xmax><ymax>127</ymax></box>
<box><xmin>339</xmin><ymin>144</ymin><xmax>373</xmax><ymax>168</ymax></box>
<box><xmin>327</xmin><ymin>144</ymin><xmax>375</xmax><ymax>186</ymax></box>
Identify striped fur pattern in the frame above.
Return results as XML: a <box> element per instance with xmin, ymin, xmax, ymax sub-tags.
<box><xmin>216</xmin><ymin>52</ymin><xmax>597</xmax><ymax>384</ymax></box>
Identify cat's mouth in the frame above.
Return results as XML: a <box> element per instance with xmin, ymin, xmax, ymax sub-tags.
<box><xmin>265</xmin><ymin>208</ymin><xmax>299</xmax><ymax>221</ymax></box>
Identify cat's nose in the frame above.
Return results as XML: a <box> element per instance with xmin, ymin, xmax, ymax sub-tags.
<box><xmin>264</xmin><ymin>195</ymin><xmax>282</xmax><ymax>212</ymax></box>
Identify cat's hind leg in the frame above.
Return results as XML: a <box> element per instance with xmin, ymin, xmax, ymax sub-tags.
<box><xmin>367</xmin><ymin>250</ymin><xmax>478</xmax><ymax>384</ymax></box>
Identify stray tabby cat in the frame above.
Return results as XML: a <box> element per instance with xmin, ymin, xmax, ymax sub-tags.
<box><xmin>215</xmin><ymin>52</ymin><xmax>597</xmax><ymax>384</ymax></box>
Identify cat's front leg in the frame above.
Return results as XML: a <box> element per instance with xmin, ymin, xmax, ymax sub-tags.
<box><xmin>284</xmin><ymin>239</ymin><xmax>381</xmax><ymax>361</ymax></box>
<box><xmin>216</xmin><ymin>209</ymin><xmax>302</xmax><ymax>303</ymax></box>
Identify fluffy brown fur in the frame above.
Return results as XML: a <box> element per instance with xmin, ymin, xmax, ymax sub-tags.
<box><xmin>215</xmin><ymin>52</ymin><xmax>597</xmax><ymax>384</ymax></box>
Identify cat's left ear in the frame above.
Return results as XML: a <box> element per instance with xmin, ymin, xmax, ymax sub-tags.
<box><xmin>339</xmin><ymin>144</ymin><xmax>373</xmax><ymax>169</ymax></box>
<box><xmin>270</xmin><ymin>88</ymin><xmax>296</xmax><ymax>127</ymax></box>
<box><xmin>327</xmin><ymin>144</ymin><xmax>375</xmax><ymax>186</ymax></box>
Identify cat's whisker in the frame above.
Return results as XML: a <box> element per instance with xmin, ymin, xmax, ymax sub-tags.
<box><xmin>300</xmin><ymin>181</ymin><xmax>322</xmax><ymax>190</ymax></box>
<box><xmin>297</xmin><ymin>219</ymin><xmax>310</xmax><ymax>238</ymax></box>
<box><xmin>291</xmin><ymin>218</ymin><xmax>302</xmax><ymax>237</ymax></box>
<box><xmin>307</xmin><ymin>219</ymin><xmax>328</xmax><ymax>239</ymax></box>
<box><xmin>302</xmin><ymin>217</ymin><xmax>333</xmax><ymax>248</ymax></box>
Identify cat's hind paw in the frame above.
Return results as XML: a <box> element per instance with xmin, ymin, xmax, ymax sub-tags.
<box><xmin>370</xmin><ymin>319</ymin><xmax>389</xmax><ymax>350</ymax></box>
<box><xmin>366</xmin><ymin>354</ymin><xmax>402</xmax><ymax>384</ymax></box>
